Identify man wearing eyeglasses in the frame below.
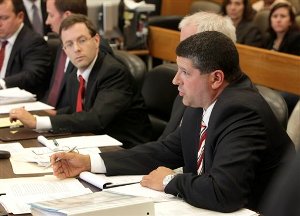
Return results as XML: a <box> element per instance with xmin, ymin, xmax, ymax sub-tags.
<box><xmin>9</xmin><ymin>14</ymin><xmax>152</xmax><ymax>149</ymax></box>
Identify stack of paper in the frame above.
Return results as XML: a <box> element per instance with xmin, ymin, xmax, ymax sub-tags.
<box><xmin>0</xmin><ymin>176</ymin><xmax>92</xmax><ymax>214</ymax></box>
<box><xmin>0</xmin><ymin>87</ymin><xmax>36</xmax><ymax>105</ymax></box>
<box><xmin>30</xmin><ymin>191</ymin><xmax>155</xmax><ymax>216</ymax></box>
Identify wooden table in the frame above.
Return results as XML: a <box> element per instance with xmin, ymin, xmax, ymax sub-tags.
<box><xmin>0</xmin><ymin>130</ymin><xmax>123</xmax><ymax>215</ymax></box>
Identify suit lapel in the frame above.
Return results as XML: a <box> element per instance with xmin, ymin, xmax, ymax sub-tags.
<box><xmin>181</xmin><ymin>108</ymin><xmax>203</xmax><ymax>173</ymax></box>
<box><xmin>84</xmin><ymin>55</ymin><xmax>103</xmax><ymax>109</ymax></box>
<box><xmin>6</xmin><ymin>26</ymin><xmax>25</xmax><ymax>76</ymax></box>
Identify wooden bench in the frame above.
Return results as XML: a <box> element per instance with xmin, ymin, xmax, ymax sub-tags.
<box><xmin>148</xmin><ymin>26</ymin><xmax>300</xmax><ymax>95</ymax></box>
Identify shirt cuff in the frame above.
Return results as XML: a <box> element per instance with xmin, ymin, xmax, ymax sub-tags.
<box><xmin>36</xmin><ymin>116</ymin><xmax>52</xmax><ymax>131</ymax></box>
<box><xmin>0</xmin><ymin>79</ymin><xmax>6</xmax><ymax>89</ymax></box>
<box><xmin>90</xmin><ymin>153</ymin><xmax>107</xmax><ymax>173</ymax></box>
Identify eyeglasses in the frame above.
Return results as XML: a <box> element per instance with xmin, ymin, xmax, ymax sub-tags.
<box><xmin>63</xmin><ymin>36</ymin><xmax>94</xmax><ymax>51</ymax></box>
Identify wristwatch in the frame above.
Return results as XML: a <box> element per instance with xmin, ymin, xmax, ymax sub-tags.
<box><xmin>163</xmin><ymin>174</ymin><xmax>176</xmax><ymax>188</ymax></box>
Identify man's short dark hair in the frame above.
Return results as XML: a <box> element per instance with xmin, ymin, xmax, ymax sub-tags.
<box><xmin>0</xmin><ymin>0</ymin><xmax>25</xmax><ymax>15</ymax></box>
<box><xmin>176</xmin><ymin>31</ymin><xmax>242</xmax><ymax>82</ymax></box>
<box><xmin>54</xmin><ymin>0</ymin><xmax>87</xmax><ymax>15</ymax></box>
<box><xmin>59</xmin><ymin>14</ymin><xmax>97</xmax><ymax>38</ymax></box>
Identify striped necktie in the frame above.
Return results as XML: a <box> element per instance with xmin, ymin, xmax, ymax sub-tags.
<box><xmin>197</xmin><ymin>119</ymin><xmax>207</xmax><ymax>175</ymax></box>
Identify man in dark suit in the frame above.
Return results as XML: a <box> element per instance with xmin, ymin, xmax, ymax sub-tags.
<box><xmin>10</xmin><ymin>14</ymin><xmax>152</xmax><ymax>148</ymax></box>
<box><xmin>159</xmin><ymin>12</ymin><xmax>237</xmax><ymax>140</ymax></box>
<box><xmin>50</xmin><ymin>31</ymin><xmax>294</xmax><ymax>213</ymax></box>
<box><xmin>44</xmin><ymin>0</ymin><xmax>113</xmax><ymax>110</ymax></box>
<box><xmin>0</xmin><ymin>0</ymin><xmax>51</xmax><ymax>99</ymax></box>
<box><xmin>22</xmin><ymin>0</ymin><xmax>51</xmax><ymax>35</ymax></box>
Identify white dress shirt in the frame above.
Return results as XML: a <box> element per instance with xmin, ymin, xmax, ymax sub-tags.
<box><xmin>90</xmin><ymin>100</ymin><xmax>217</xmax><ymax>174</ymax></box>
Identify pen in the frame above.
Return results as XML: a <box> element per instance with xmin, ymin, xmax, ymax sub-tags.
<box><xmin>53</xmin><ymin>139</ymin><xmax>59</xmax><ymax>147</ymax></box>
<box><xmin>44</xmin><ymin>146</ymin><xmax>77</xmax><ymax>170</ymax></box>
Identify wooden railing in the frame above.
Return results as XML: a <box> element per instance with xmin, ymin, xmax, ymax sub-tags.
<box><xmin>148</xmin><ymin>26</ymin><xmax>300</xmax><ymax>95</ymax></box>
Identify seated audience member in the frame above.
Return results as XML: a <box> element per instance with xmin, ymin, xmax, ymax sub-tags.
<box><xmin>160</xmin><ymin>11</ymin><xmax>237</xmax><ymax>139</ymax></box>
<box><xmin>263</xmin><ymin>1</ymin><xmax>300</xmax><ymax>115</ymax></box>
<box><xmin>22</xmin><ymin>0</ymin><xmax>51</xmax><ymax>35</ymax></box>
<box><xmin>221</xmin><ymin>0</ymin><xmax>263</xmax><ymax>47</ymax></box>
<box><xmin>0</xmin><ymin>0</ymin><xmax>51</xmax><ymax>99</ymax></box>
<box><xmin>51</xmin><ymin>31</ymin><xmax>295</xmax><ymax>213</ymax></box>
<box><xmin>252</xmin><ymin>0</ymin><xmax>275</xmax><ymax>11</ymax></box>
<box><xmin>10</xmin><ymin>14</ymin><xmax>152</xmax><ymax>148</ymax></box>
<box><xmin>263</xmin><ymin>1</ymin><xmax>300</xmax><ymax>55</ymax></box>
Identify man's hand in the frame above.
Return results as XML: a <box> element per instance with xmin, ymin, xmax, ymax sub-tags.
<box><xmin>140</xmin><ymin>166</ymin><xmax>175</xmax><ymax>191</ymax></box>
<box><xmin>9</xmin><ymin>107</ymin><xmax>36</xmax><ymax>128</ymax></box>
<box><xmin>51</xmin><ymin>152</ymin><xmax>91</xmax><ymax>179</ymax></box>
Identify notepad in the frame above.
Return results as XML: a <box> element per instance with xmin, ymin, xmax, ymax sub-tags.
<box><xmin>79</xmin><ymin>171</ymin><xmax>142</xmax><ymax>189</ymax></box>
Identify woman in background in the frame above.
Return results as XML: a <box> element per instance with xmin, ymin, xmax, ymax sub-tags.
<box><xmin>264</xmin><ymin>1</ymin><xmax>300</xmax><ymax>55</ymax></box>
<box><xmin>221</xmin><ymin>0</ymin><xmax>263</xmax><ymax>47</ymax></box>
<box><xmin>263</xmin><ymin>1</ymin><xmax>300</xmax><ymax>116</ymax></box>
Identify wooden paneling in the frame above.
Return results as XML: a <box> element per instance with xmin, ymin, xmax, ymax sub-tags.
<box><xmin>161</xmin><ymin>0</ymin><xmax>193</xmax><ymax>15</ymax></box>
<box><xmin>236</xmin><ymin>44</ymin><xmax>300</xmax><ymax>95</ymax></box>
<box><xmin>148</xmin><ymin>26</ymin><xmax>300</xmax><ymax>95</ymax></box>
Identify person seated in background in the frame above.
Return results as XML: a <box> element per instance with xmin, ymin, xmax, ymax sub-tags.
<box><xmin>44</xmin><ymin>0</ymin><xmax>113</xmax><ymax>110</ymax></box>
<box><xmin>9</xmin><ymin>14</ymin><xmax>152</xmax><ymax>149</ymax></box>
<box><xmin>263</xmin><ymin>1</ymin><xmax>300</xmax><ymax>55</ymax></box>
<box><xmin>263</xmin><ymin>1</ymin><xmax>300</xmax><ymax>115</ymax></box>
<box><xmin>50</xmin><ymin>31</ymin><xmax>294</xmax><ymax>213</ymax></box>
<box><xmin>159</xmin><ymin>11</ymin><xmax>237</xmax><ymax>139</ymax></box>
<box><xmin>0</xmin><ymin>0</ymin><xmax>51</xmax><ymax>99</ymax></box>
<box><xmin>252</xmin><ymin>0</ymin><xmax>275</xmax><ymax>11</ymax></box>
<box><xmin>22</xmin><ymin>0</ymin><xmax>51</xmax><ymax>35</ymax></box>
<box><xmin>221</xmin><ymin>0</ymin><xmax>263</xmax><ymax>47</ymax></box>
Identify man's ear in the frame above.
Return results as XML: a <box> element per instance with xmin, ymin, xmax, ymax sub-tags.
<box><xmin>210</xmin><ymin>70</ymin><xmax>225</xmax><ymax>89</ymax></box>
<box><xmin>63</xmin><ymin>11</ymin><xmax>72</xmax><ymax>18</ymax></box>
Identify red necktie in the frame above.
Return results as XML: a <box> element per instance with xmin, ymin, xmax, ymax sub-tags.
<box><xmin>76</xmin><ymin>75</ymin><xmax>85</xmax><ymax>112</ymax></box>
<box><xmin>197</xmin><ymin>119</ymin><xmax>207</xmax><ymax>174</ymax></box>
<box><xmin>0</xmin><ymin>41</ymin><xmax>8</xmax><ymax>71</ymax></box>
<box><xmin>47</xmin><ymin>51</ymin><xmax>67</xmax><ymax>106</ymax></box>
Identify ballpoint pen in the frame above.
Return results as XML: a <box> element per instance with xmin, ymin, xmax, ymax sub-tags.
<box><xmin>44</xmin><ymin>146</ymin><xmax>77</xmax><ymax>170</ymax></box>
<box><xmin>53</xmin><ymin>139</ymin><xmax>59</xmax><ymax>147</ymax></box>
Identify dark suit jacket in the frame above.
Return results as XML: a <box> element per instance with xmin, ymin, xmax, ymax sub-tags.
<box><xmin>237</xmin><ymin>20</ymin><xmax>263</xmax><ymax>47</ymax></box>
<box><xmin>100</xmin><ymin>74</ymin><xmax>295</xmax><ymax>212</ymax></box>
<box><xmin>263</xmin><ymin>30</ymin><xmax>300</xmax><ymax>56</ymax></box>
<box><xmin>158</xmin><ymin>95</ymin><xmax>185</xmax><ymax>140</ymax></box>
<box><xmin>23</xmin><ymin>0</ymin><xmax>51</xmax><ymax>35</ymax></box>
<box><xmin>262</xmin><ymin>152</ymin><xmax>300</xmax><ymax>216</ymax></box>
<box><xmin>50</xmin><ymin>53</ymin><xmax>152</xmax><ymax>148</ymax></box>
<box><xmin>4</xmin><ymin>25</ymin><xmax>51</xmax><ymax>99</ymax></box>
<box><xmin>44</xmin><ymin>37</ymin><xmax>114</xmax><ymax>109</ymax></box>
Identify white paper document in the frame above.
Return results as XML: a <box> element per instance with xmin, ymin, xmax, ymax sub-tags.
<box><xmin>10</xmin><ymin>147</ymin><xmax>100</xmax><ymax>174</ymax></box>
<box><xmin>0</xmin><ymin>87</ymin><xmax>36</xmax><ymax>105</ymax></box>
<box><xmin>0</xmin><ymin>101</ymin><xmax>54</xmax><ymax>114</ymax></box>
<box><xmin>0</xmin><ymin>175</ymin><xmax>92</xmax><ymax>214</ymax></box>
<box><xmin>45</xmin><ymin>134</ymin><xmax>123</xmax><ymax>149</ymax></box>
<box><xmin>79</xmin><ymin>171</ymin><xmax>142</xmax><ymax>189</ymax></box>
<box><xmin>155</xmin><ymin>200</ymin><xmax>258</xmax><ymax>216</ymax></box>
<box><xmin>0</xmin><ymin>142</ymin><xmax>24</xmax><ymax>153</ymax></box>
<box><xmin>105</xmin><ymin>183</ymin><xmax>174</xmax><ymax>202</ymax></box>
